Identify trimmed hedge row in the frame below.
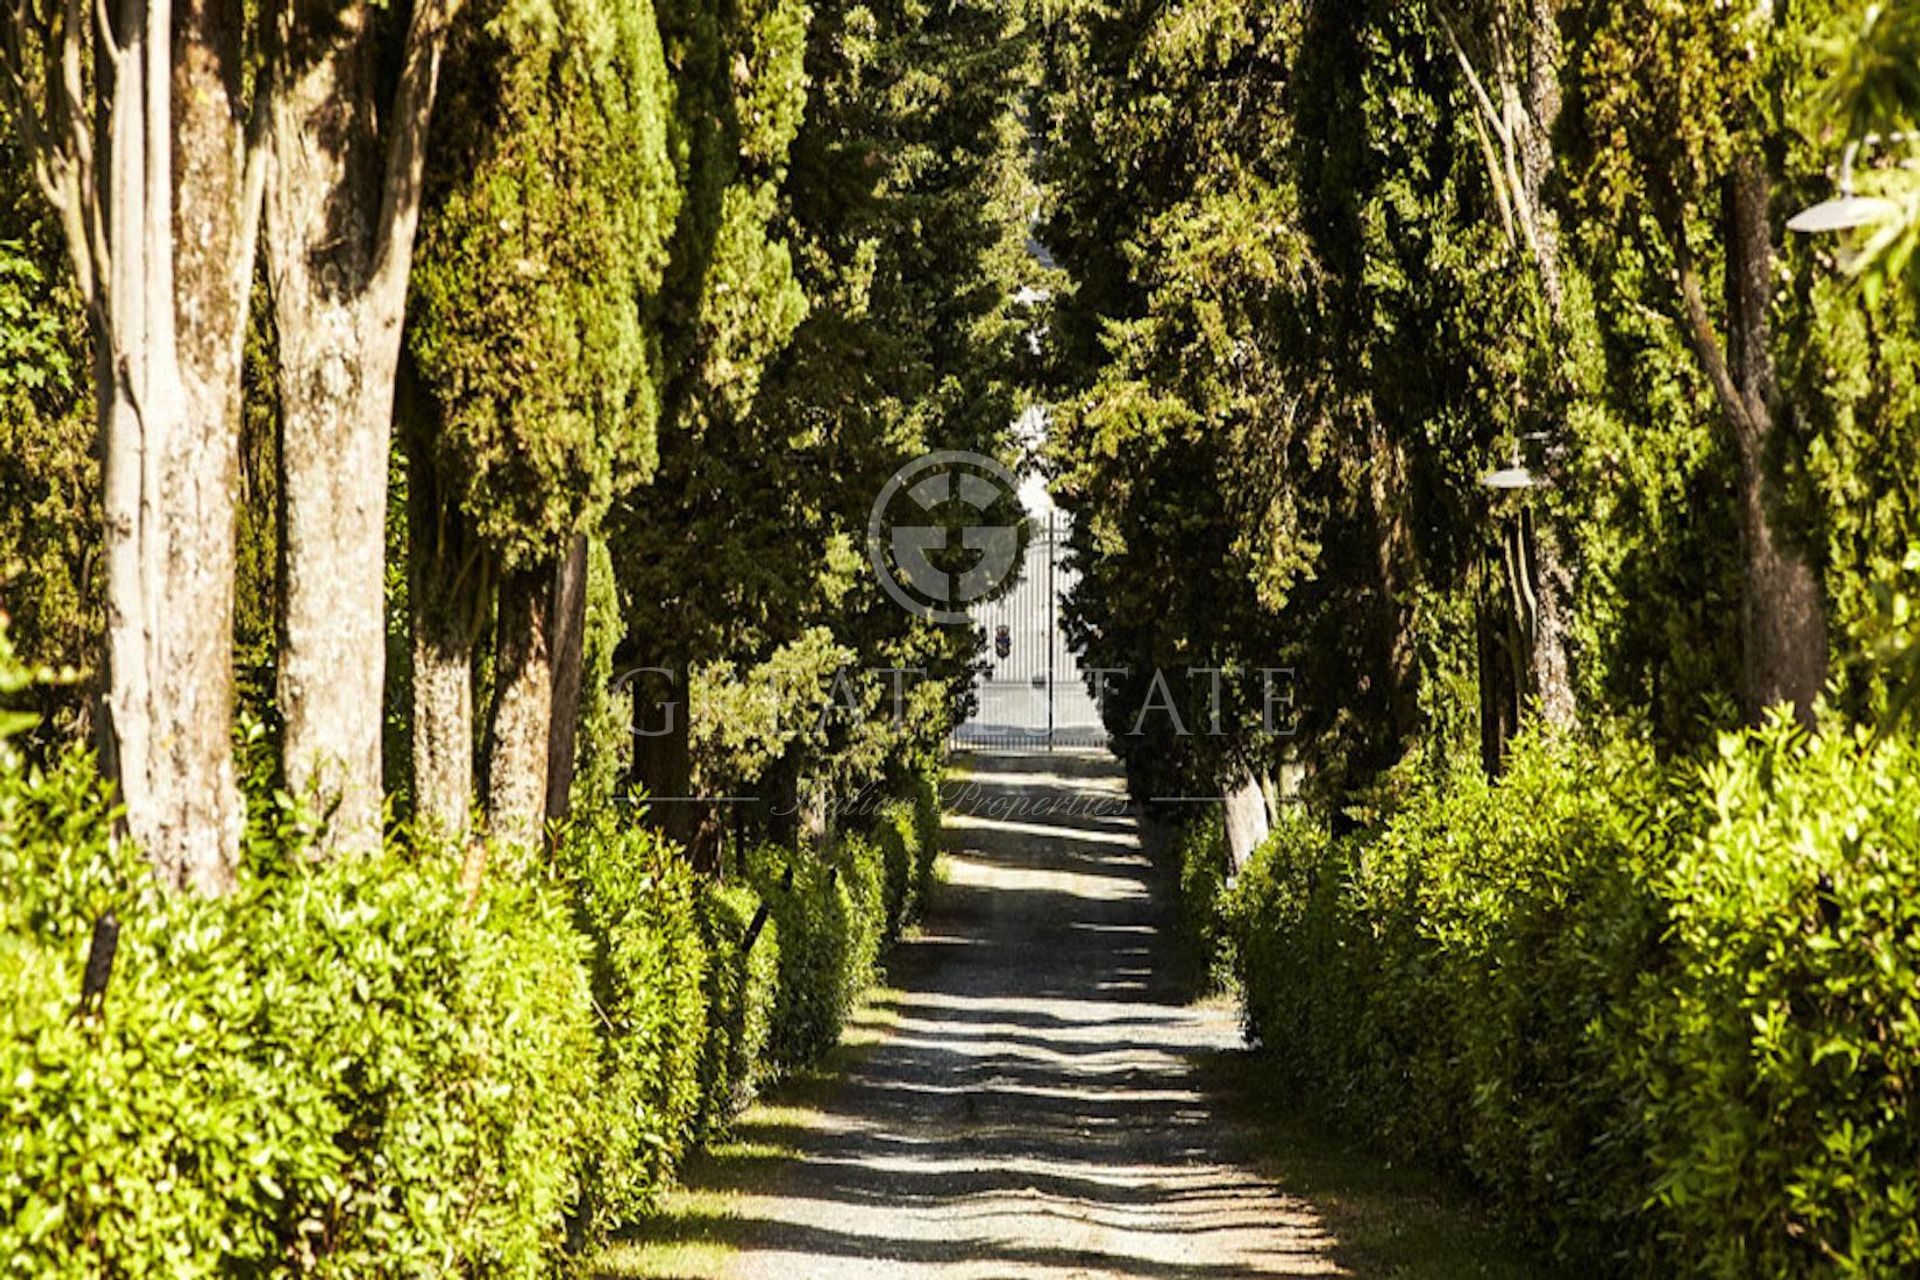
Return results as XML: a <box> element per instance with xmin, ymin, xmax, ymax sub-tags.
<box><xmin>1169</xmin><ymin>808</ymin><xmax>1234</xmax><ymax>990</ymax></box>
<box><xmin>1218</xmin><ymin>722</ymin><xmax>1920</xmax><ymax>1276</ymax></box>
<box><xmin>2</xmin><ymin>755</ymin><xmax>597</xmax><ymax>1278</ymax></box>
<box><xmin>744</xmin><ymin>769</ymin><xmax>943</xmax><ymax>1072</ymax></box>
<box><xmin>0</xmin><ymin>748</ymin><xmax>946</xmax><ymax>1275</ymax></box>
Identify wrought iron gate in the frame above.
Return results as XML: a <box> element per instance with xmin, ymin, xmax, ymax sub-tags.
<box><xmin>953</xmin><ymin>510</ymin><xmax>1107</xmax><ymax>750</ymax></box>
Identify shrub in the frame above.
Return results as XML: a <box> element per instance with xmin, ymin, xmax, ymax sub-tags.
<box><xmin>1225</xmin><ymin>721</ymin><xmax>1920</xmax><ymax>1275</ymax></box>
<box><xmin>839</xmin><ymin>830</ymin><xmax>888</xmax><ymax>981</ymax></box>
<box><xmin>910</xmin><ymin>765</ymin><xmax>942</xmax><ymax>903</ymax></box>
<box><xmin>0</xmin><ymin>750</ymin><xmax>597</xmax><ymax>1278</ymax></box>
<box><xmin>692</xmin><ymin>879</ymin><xmax>780</xmax><ymax>1138</ymax></box>
<box><xmin>744</xmin><ymin>838</ymin><xmax>883</xmax><ymax>1072</ymax></box>
<box><xmin>1640</xmin><ymin>720</ymin><xmax>1920</xmax><ymax>1276</ymax></box>
<box><xmin>871</xmin><ymin>800</ymin><xmax>921</xmax><ymax>940</ymax></box>
<box><xmin>1170</xmin><ymin>809</ymin><xmax>1234</xmax><ymax>989</ymax></box>
<box><xmin>557</xmin><ymin>808</ymin><xmax>709</xmax><ymax>1234</ymax></box>
<box><xmin>1227</xmin><ymin>732</ymin><xmax>1678</xmax><ymax>1263</ymax></box>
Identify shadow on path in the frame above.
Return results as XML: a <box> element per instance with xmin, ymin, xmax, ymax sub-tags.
<box><xmin>625</xmin><ymin>748</ymin><xmax>1346</xmax><ymax>1279</ymax></box>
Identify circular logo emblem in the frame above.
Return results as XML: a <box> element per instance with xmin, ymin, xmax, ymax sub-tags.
<box><xmin>869</xmin><ymin>450</ymin><xmax>1023</xmax><ymax>625</ymax></box>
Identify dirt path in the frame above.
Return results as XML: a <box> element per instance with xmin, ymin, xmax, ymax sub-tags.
<box><xmin>712</xmin><ymin>749</ymin><xmax>1345</xmax><ymax>1279</ymax></box>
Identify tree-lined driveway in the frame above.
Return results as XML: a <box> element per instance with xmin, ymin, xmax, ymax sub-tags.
<box><xmin>713</xmin><ymin>749</ymin><xmax>1345</xmax><ymax>1279</ymax></box>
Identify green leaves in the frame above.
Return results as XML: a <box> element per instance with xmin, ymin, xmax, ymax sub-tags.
<box><xmin>410</xmin><ymin>0</ymin><xmax>680</xmax><ymax>570</ymax></box>
<box><xmin>1221</xmin><ymin>719</ymin><xmax>1920</xmax><ymax>1274</ymax></box>
<box><xmin>0</xmin><ymin>752</ymin><xmax>597</xmax><ymax>1277</ymax></box>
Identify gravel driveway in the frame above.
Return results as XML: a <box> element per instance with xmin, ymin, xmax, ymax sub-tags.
<box><xmin>718</xmin><ymin>748</ymin><xmax>1345</xmax><ymax>1279</ymax></box>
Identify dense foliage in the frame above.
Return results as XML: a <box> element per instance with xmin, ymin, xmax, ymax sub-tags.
<box><xmin>1</xmin><ymin>751</ymin><xmax>599</xmax><ymax>1277</ymax></box>
<box><xmin>9</xmin><ymin>0</ymin><xmax>1920</xmax><ymax>1270</ymax></box>
<box><xmin>1040</xmin><ymin>2</ymin><xmax>1920</xmax><ymax>1273</ymax></box>
<box><xmin>1040</xmin><ymin>0</ymin><xmax>1920</xmax><ymax>790</ymax></box>
<box><xmin>1211</xmin><ymin>723</ymin><xmax>1920</xmax><ymax>1273</ymax></box>
<box><xmin>0</xmin><ymin>649</ymin><xmax>945</xmax><ymax>1271</ymax></box>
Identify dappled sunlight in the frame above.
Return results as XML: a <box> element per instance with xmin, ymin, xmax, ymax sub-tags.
<box><xmin>939</xmin><ymin>847</ymin><xmax>1149</xmax><ymax>902</ymax></box>
<box><xmin>638</xmin><ymin>748</ymin><xmax>1347</xmax><ymax>1280</ymax></box>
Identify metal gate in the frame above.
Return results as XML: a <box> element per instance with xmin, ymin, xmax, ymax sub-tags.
<box><xmin>952</xmin><ymin>510</ymin><xmax>1107</xmax><ymax>750</ymax></box>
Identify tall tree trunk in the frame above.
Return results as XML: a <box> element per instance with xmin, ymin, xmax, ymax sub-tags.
<box><xmin>1221</xmin><ymin>770</ymin><xmax>1269</xmax><ymax>875</ymax></box>
<box><xmin>94</xmin><ymin>0</ymin><xmax>251</xmax><ymax>891</ymax></box>
<box><xmin>544</xmin><ymin>533</ymin><xmax>590</xmax><ymax>824</ymax></box>
<box><xmin>1477</xmin><ymin>578</ymin><xmax>1520</xmax><ymax>776</ymax></box>
<box><xmin>1366</xmin><ymin>418</ymin><xmax>1420</xmax><ymax>752</ymax></box>
<box><xmin>1723</xmin><ymin>156</ymin><xmax>1828</xmax><ymax>723</ymax></box>
<box><xmin>404</xmin><ymin>384</ymin><xmax>482</xmax><ymax>841</ymax></box>
<box><xmin>631</xmin><ymin>661</ymin><xmax>697</xmax><ymax>848</ymax></box>
<box><xmin>411</xmin><ymin>588</ymin><xmax>474</xmax><ymax>839</ymax></box>
<box><xmin>1445</xmin><ymin>2</ymin><xmax>1581</xmax><ymax>733</ymax></box>
<box><xmin>484</xmin><ymin>563</ymin><xmax>555</xmax><ymax>845</ymax></box>
<box><xmin>266</xmin><ymin>0</ymin><xmax>460</xmax><ymax>853</ymax></box>
<box><xmin>4</xmin><ymin>0</ymin><xmax>255</xmax><ymax>889</ymax></box>
<box><xmin>1519</xmin><ymin>510</ymin><xmax>1578</xmax><ymax>726</ymax></box>
<box><xmin>1669</xmin><ymin>156</ymin><xmax>1828</xmax><ymax>726</ymax></box>
<box><xmin>1510</xmin><ymin>3</ymin><xmax>1578</xmax><ymax>731</ymax></box>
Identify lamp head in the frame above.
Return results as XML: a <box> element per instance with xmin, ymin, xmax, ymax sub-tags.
<box><xmin>1788</xmin><ymin>195</ymin><xmax>1903</xmax><ymax>234</ymax></box>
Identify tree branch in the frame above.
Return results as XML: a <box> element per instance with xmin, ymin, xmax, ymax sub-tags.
<box><xmin>1667</xmin><ymin>222</ymin><xmax>1763</xmax><ymax>456</ymax></box>
<box><xmin>371</xmin><ymin>0</ymin><xmax>463</xmax><ymax>304</ymax></box>
<box><xmin>0</xmin><ymin>0</ymin><xmax>108</xmax><ymax>303</ymax></box>
<box><xmin>1434</xmin><ymin>2</ymin><xmax>1513</xmax><ymax>152</ymax></box>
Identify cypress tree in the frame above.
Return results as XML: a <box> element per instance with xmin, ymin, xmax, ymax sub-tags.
<box><xmin>406</xmin><ymin>0</ymin><xmax>680</xmax><ymax>848</ymax></box>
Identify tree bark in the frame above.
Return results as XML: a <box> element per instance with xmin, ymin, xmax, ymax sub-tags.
<box><xmin>484</xmin><ymin>563</ymin><xmax>555</xmax><ymax>845</ymax></box>
<box><xmin>544</xmin><ymin>533</ymin><xmax>590</xmax><ymax>824</ymax></box>
<box><xmin>1221</xmin><ymin>771</ymin><xmax>1269</xmax><ymax>875</ymax></box>
<box><xmin>1509</xmin><ymin>2</ymin><xmax>1579</xmax><ymax>731</ymax></box>
<box><xmin>266</xmin><ymin>0</ymin><xmax>460</xmax><ymax>853</ymax></box>
<box><xmin>88</xmin><ymin>0</ymin><xmax>251</xmax><ymax>891</ymax></box>
<box><xmin>1666</xmin><ymin>156</ymin><xmax>1827</xmax><ymax>726</ymax></box>
<box><xmin>411</xmin><ymin>593</ymin><xmax>474</xmax><ymax>840</ymax></box>
<box><xmin>631</xmin><ymin>661</ymin><xmax>697</xmax><ymax>848</ymax></box>
<box><xmin>404</xmin><ymin>384</ymin><xmax>482</xmax><ymax>842</ymax></box>
<box><xmin>1722</xmin><ymin>155</ymin><xmax>1828</xmax><ymax>724</ymax></box>
<box><xmin>1440</xmin><ymin>0</ymin><xmax>1581</xmax><ymax>734</ymax></box>
<box><xmin>1521</xmin><ymin>510</ymin><xmax>1578</xmax><ymax>726</ymax></box>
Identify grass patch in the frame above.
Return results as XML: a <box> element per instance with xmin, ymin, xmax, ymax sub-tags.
<box><xmin>1200</xmin><ymin>1045</ymin><xmax>1562</xmax><ymax>1279</ymax></box>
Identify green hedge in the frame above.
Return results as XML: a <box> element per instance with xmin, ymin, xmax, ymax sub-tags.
<box><xmin>1645</xmin><ymin>723</ymin><xmax>1920</xmax><ymax>1275</ymax></box>
<box><xmin>558</xmin><ymin>809</ymin><xmax>710</xmax><ymax>1235</ymax></box>
<box><xmin>0</xmin><ymin>683</ymin><xmax>935</xmax><ymax>1274</ymax></box>
<box><xmin>873</xmin><ymin>801</ymin><xmax>921</xmax><ymax>939</ymax></box>
<box><xmin>866</xmin><ymin>765</ymin><xmax>944</xmax><ymax>942</ymax></box>
<box><xmin>1225</xmin><ymin>722</ymin><xmax>1920</xmax><ymax>1275</ymax></box>
<box><xmin>692</xmin><ymin>880</ymin><xmax>780</xmax><ymax>1139</ymax></box>
<box><xmin>1169</xmin><ymin>809</ymin><xmax>1234</xmax><ymax>990</ymax></box>
<box><xmin>911</xmin><ymin>766</ymin><xmax>942</xmax><ymax>909</ymax></box>
<box><xmin>0</xmin><ymin>751</ymin><xmax>597</xmax><ymax>1278</ymax></box>
<box><xmin>743</xmin><ymin>833</ymin><xmax>887</xmax><ymax>1073</ymax></box>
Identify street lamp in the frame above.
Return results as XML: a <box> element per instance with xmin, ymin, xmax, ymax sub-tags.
<box><xmin>1789</xmin><ymin>134</ymin><xmax>1915</xmax><ymax>235</ymax></box>
<box><xmin>1480</xmin><ymin>464</ymin><xmax>1540</xmax><ymax>491</ymax></box>
<box><xmin>1479</xmin><ymin>432</ymin><xmax>1556</xmax><ymax>492</ymax></box>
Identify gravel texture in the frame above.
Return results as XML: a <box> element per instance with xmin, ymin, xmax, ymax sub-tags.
<box><xmin>715</xmin><ymin>748</ymin><xmax>1345</xmax><ymax>1279</ymax></box>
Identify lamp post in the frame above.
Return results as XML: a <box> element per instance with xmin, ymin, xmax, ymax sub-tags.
<box><xmin>1476</xmin><ymin>438</ymin><xmax>1555</xmax><ymax>774</ymax></box>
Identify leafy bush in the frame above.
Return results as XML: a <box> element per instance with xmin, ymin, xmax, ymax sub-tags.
<box><xmin>692</xmin><ymin>879</ymin><xmax>780</xmax><ymax>1138</ymax></box>
<box><xmin>0</xmin><ymin>750</ymin><xmax>596</xmax><ymax>1278</ymax></box>
<box><xmin>1225</xmin><ymin>722</ymin><xmax>1920</xmax><ymax>1275</ymax></box>
<box><xmin>557</xmin><ymin>808</ymin><xmax>709</xmax><ymax>1234</ymax></box>
<box><xmin>871</xmin><ymin>800</ymin><xmax>921</xmax><ymax>939</ymax></box>
<box><xmin>743</xmin><ymin>838</ymin><xmax>883</xmax><ymax>1073</ymax></box>
<box><xmin>911</xmin><ymin>765</ymin><xmax>942</xmax><ymax>904</ymax></box>
<box><xmin>838</xmin><ymin>831</ymin><xmax>889</xmax><ymax>978</ymax></box>
<box><xmin>1169</xmin><ymin>808</ymin><xmax>1235</xmax><ymax>989</ymax></box>
<box><xmin>1640</xmin><ymin>721</ymin><xmax>1920</xmax><ymax>1276</ymax></box>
